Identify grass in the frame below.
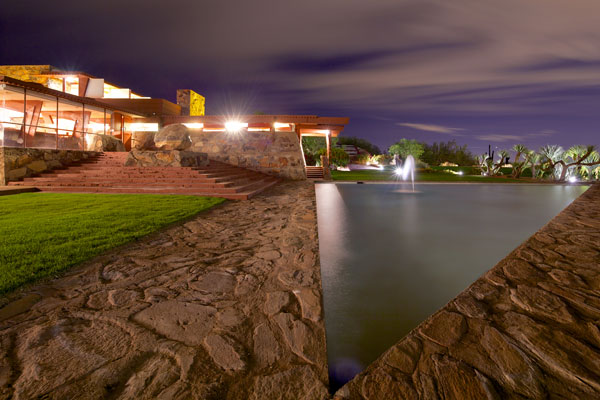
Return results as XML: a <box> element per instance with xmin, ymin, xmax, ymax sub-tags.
<box><xmin>331</xmin><ymin>168</ymin><xmax>526</xmax><ymax>183</ymax></box>
<box><xmin>0</xmin><ymin>193</ymin><xmax>225</xmax><ymax>294</ymax></box>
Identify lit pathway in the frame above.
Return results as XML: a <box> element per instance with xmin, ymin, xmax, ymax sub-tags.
<box><xmin>0</xmin><ymin>181</ymin><xmax>329</xmax><ymax>399</ymax></box>
<box><xmin>335</xmin><ymin>184</ymin><xmax>600</xmax><ymax>399</ymax></box>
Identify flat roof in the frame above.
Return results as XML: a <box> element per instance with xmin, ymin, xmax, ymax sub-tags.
<box><xmin>0</xmin><ymin>75</ymin><xmax>144</xmax><ymax>117</ymax></box>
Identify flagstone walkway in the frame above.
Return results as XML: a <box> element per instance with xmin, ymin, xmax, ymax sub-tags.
<box><xmin>0</xmin><ymin>181</ymin><xmax>329</xmax><ymax>400</ymax></box>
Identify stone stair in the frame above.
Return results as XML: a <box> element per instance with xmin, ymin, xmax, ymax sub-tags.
<box><xmin>305</xmin><ymin>166</ymin><xmax>324</xmax><ymax>179</ymax></box>
<box><xmin>7</xmin><ymin>152</ymin><xmax>280</xmax><ymax>200</ymax></box>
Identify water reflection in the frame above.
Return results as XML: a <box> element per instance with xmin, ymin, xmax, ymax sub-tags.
<box><xmin>316</xmin><ymin>183</ymin><xmax>588</xmax><ymax>390</ymax></box>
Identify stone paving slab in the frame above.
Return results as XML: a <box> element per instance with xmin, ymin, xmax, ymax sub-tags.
<box><xmin>0</xmin><ymin>181</ymin><xmax>329</xmax><ymax>399</ymax></box>
<box><xmin>335</xmin><ymin>184</ymin><xmax>600</xmax><ymax>400</ymax></box>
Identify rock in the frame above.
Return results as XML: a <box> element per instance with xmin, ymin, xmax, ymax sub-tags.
<box><xmin>6</xmin><ymin>167</ymin><xmax>27</xmax><ymax>181</ymax></box>
<box><xmin>502</xmin><ymin>311</ymin><xmax>600</xmax><ymax>394</ymax></box>
<box><xmin>204</xmin><ymin>334</ymin><xmax>245</xmax><ymax>371</ymax></box>
<box><xmin>453</xmin><ymin>295</ymin><xmax>488</xmax><ymax>319</ymax></box>
<box><xmin>133</xmin><ymin>131</ymin><xmax>156</xmax><ymax>150</ymax></box>
<box><xmin>119</xmin><ymin>354</ymin><xmax>180</xmax><ymax>399</ymax></box>
<box><xmin>264</xmin><ymin>291</ymin><xmax>290</xmax><ymax>315</ymax></box>
<box><xmin>85</xmin><ymin>133</ymin><xmax>125</xmax><ymax>152</ymax></box>
<box><xmin>107</xmin><ymin>289</ymin><xmax>140</xmax><ymax>307</ymax></box>
<box><xmin>432</xmin><ymin>354</ymin><xmax>500</xmax><ymax>399</ymax></box>
<box><xmin>253</xmin><ymin>323</ymin><xmax>281</xmax><ymax>367</ymax></box>
<box><xmin>293</xmin><ymin>289</ymin><xmax>322</xmax><ymax>322</ymax></box>
<box><xmin>278</xmin><ymin>270</ymin><xmax>314</xmax><ymax>287</ymax></box>
<box><xmin>125</xmin><ymin>149</ymin><xmax>208</xmax><ymax>167</ymax></box>
<box><xmin>382</xmin><ymin>335</ymin><xmax>422</xmax><ymax>374</ymax></box>
<box><xmin>256</xmin><ymin>250</ymin><xmax>281</xmax><ymax>261</ymax></box>
<box><xmin>419</xmin><ymin>311</ymin><xmax>467</xmax><ymax>347</ymax></box>
<box><xmin>13</xmin><ymin>318</ymin><xmax>132</xmax><ymax>399</ymax></box>
<box><xmin>191</xmin><ymin>271</ymin><xmax>235</xmax><ymax>294</ymax></box>
<box><xmin>154</xmin><ymin>124</ymin><xmax>192</xmax><ymax>150</ymax></box>
<box><xmin>481</xmin><ymin>326</ymin><xmax>544</xmax><ymax>398</ymax></box>
<box><xmin>27</xmin><ymin>159</ymin><xmax>47</xmax><ymax>172</ymax></box>
<box><xmin>502</xmin><ymin>258</ymin><xmax>545</xmax><ymax>282</ymax></box>
<box><xmin>249</xmin><ymin>366</ymin><xmax>328</xmax><ymax>400</ymax></box>
<box><xmin>217</xmin><ymin>308</ymin><xmax>244</xmax><ymax>327</ymax></box>
<box><xmin>360</xmin><ymin>367</ymin><xmax>418</xmax><ymax>399</ymax></box>
<box><xmin>273</xmin><ymin>312</ymin><xmax>317</xmax><ymax>364</ymax></box>
<box><xmin>509</xmin><ymin>285</ymin><xmax>574</xmax><ymax>324</ymax></box>
<box><xmin>132</xmin><ymin>300</ymin><xmax>216</xmax><ymax>346</ymax></box>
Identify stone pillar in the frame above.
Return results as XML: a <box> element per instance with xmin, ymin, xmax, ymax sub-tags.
<box><xmin>321</xmin><ymin>155</ymin><xmax>332</xmax><ymax>180</ymax></box>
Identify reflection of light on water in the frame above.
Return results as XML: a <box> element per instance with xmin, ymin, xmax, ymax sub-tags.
<box><xmin>315</xmin><ymin>184</ymin><xmax>349</xmax><ymax>279</ymax></box>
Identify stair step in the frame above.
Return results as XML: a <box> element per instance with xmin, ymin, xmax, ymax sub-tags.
<box><xmin>9</xmin><ymin>152</ymin><xmax>280</xmax><ymax>199</ymax></box>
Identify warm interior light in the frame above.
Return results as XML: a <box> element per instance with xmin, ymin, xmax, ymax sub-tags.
<box><xmin>0</xmin><ymin>107</ymin><xmax>24</xmax><ymax>120</ymax></box>
<box><xmin>104</xmin><ymin>88</ymin><xmax>131</xmax><ymax>99</ymax></box>
<box><xmin>183</xmin><ymin>123</ymin><xmax>204</xmax><ymax>129</ymax></box>
<box><xmin>57</xmin><ymin>118</ymin><xmax>76</xmax><ymax>131</ymax></box>
<box><xmin>129</xmin><ymin>122</ymin><xmax>159</xmax><ymax>132</ymax></box>
<box><xmin>225</xmin><ymin>121</ymin><xmax>248</xmax><ymax>132</ymax></box>
<box><xmin>273</xmin><ymin>122</ymin><xmax>290</xmax><ymax>130</ymax></box>
<box><xmin>248</xmin><ymin>127</ymin><xmax>271</xmax><ymax>132</ymax></box>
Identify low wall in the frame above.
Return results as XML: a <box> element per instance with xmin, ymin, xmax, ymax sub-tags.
<box><xmin>189</xmin><ymin>130</ymin><xmax>306</xmax><ymax>180</ymax></box>
<box><xmin>0</xmin><ymin>147</ymin><xmax>101</xmax><ymax>185</ymax></box>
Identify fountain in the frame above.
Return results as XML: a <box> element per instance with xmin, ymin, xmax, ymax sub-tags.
<box><xmin>394</xmin><ymin>154</ymin><xmax>416</xmax><ymax>192</ymax></box>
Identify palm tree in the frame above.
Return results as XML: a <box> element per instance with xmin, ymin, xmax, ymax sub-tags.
<box><xmin>511</xmin><ymin>145</ymin><xmax>529</xmax><ymax>178</ymax></box>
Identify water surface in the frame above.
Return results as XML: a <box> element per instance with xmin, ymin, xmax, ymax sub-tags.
<box><xmin>315</xmin><ymin>183</ymin><xmax>587</xmax><ymax>388</ymax></box>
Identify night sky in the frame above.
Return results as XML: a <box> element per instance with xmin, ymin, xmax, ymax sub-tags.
<box><xmin>2</xmin><ymin>0</ymin><xmax>599</xmax><ymax>154</ymax></box>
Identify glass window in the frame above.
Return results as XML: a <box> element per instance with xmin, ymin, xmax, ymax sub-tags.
<box><xmin>25</xmin><ymin>91</ymin><xmax>57</xmax><ymax>128</ymax></box>
<box><xmin>0</xmin><ymin>86</ymin><xmax>25</xmax><ymax>147</ymax></box>
<box><xmin>84</xmin><ymin>105</ymin><xmax>106</xmax><ymax>135</ymax></box>
<box><xmin>57</xmin><ymin>99</ymin><xmax>84</xmax><ymax>150</ymax></box>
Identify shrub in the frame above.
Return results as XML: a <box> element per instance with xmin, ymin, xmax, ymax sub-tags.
<box><xmin>318</xmin><ymin>147</ymin><xmax>349</xmax><ymax>167</ymax></box>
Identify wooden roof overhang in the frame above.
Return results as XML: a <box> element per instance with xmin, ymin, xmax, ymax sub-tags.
<box><xmin>160</xmin><ymin>114</ymin><xmax>349</xmax><ymax>136</ymax></box>
<box><xmin>0</xmin><ymin>75</ymin><xmax>144</xmax><ymax>117</ymax></box>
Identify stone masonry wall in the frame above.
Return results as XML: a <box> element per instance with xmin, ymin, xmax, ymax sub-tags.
<box><xmin>189</xmin><ymin>130</ymin><xmax>306</xmax><ymax>180</ymax></box>
<box><xmin>0</xmin><ymin>147</ymin><xmax>100</xmax><ymax>184</ymax></box>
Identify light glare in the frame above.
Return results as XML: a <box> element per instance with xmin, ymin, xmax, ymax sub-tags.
<box><xmin>225</xmin><ymin>121</ymin><xmax>248</xmax><ymax>132</ymax></box>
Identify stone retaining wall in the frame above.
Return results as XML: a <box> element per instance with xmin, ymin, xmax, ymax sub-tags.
<box><xmin>336</xmin><ymin>184</ymin><xmax>600</xmax><ymax>399</ymax></box>
<box><xmin>189</xmin><ymin>130</ymin><xmax>306</xmax><ymax>180</ymax></box>
<box><xmin>0</xmin><ymin>147</ymin><xmax>101</xmax><ymax>184</ymax></box>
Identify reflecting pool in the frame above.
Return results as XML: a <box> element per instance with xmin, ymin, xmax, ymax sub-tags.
<box><xmin>315</xmin><ymin>183</ymin><xmax>588</xmax><ymax>389</ymax></box>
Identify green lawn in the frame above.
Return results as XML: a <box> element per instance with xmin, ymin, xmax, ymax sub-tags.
<box><xmin>331</xmin><ymin>168</ymin><xmax>526</xmax><ymax>183</ymax></box>
<box><xmin>0</xmin><ymin>193</ymin><xmax>225</xmax><ymax>294</ymax></box>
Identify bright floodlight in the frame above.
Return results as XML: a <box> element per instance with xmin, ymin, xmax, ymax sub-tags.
<box><xmin>568</xmin><ymin>176</ymin><xmax>577</xmax><ymax>183</ymax></box>
<box><xmin>225</xmin><ymin>121</ymin><xmax>248</xmax><ymax>132</ymax></box>
<box><xmin>395</xmin><ymin>168</ymin><xmax>403</xmax><ymax>175</ymax></box>
<box><xmin>457</xmin><ymin>171</ymin><xmax>464</xmax><ymax>175</ymax></box>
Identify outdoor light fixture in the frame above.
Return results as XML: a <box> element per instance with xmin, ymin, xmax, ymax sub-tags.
<box><xmin>568</xmin><ymin>176</ymin><xmax>577</xmax><ymax>183</ymax></box>
<box><xmin>395</xmin><ymin>168</ymin><xmax>403</xmax><ymax>175</ymax></box>
<box><xmin>225</xmin><ymin>121</ymin><xmax>248</xmax><ymax>132</ymax></box>
<box><xmin>458</xmin><ymin>171</ymin><xmax>464</xmax><ymax>175</ymax></box>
